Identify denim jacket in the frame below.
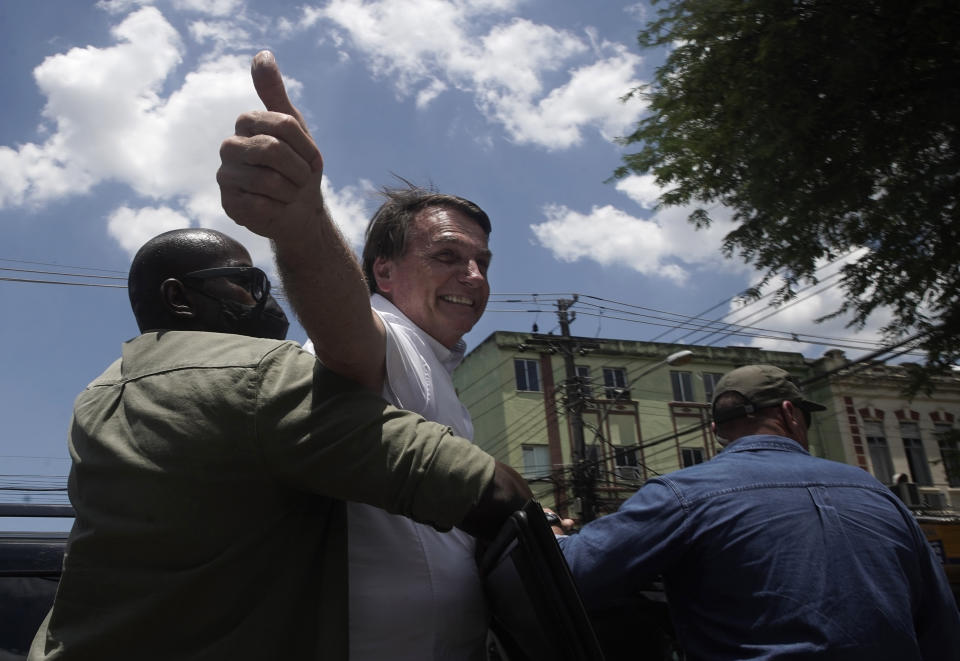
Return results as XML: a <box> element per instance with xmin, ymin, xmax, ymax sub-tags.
<box><xmin>560</xmin><ymin>435</ymin><xmax>960</xmax><ymax>660</ymax></box>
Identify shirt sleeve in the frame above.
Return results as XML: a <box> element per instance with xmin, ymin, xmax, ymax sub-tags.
<box><xmin>252</xmin><ymin>342</ymin><xmax>494</xmax><ymax>531</ymax></box>
<box><xmin>912</xmin><ymin>527</ymin><xmax>960</xmax><ymax>656</ymax></box>
<box><xmin>558</xmin><ymin>478</ymin><xmax>689</xmax><ymax>610</ymax></box>
<box><xmin>375</xmin><ymin>307</ymin><xmax>433</xmax><ymax>414</ymax></box>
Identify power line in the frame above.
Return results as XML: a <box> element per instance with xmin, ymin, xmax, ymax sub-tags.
<box><xmin>692</xmin><ymin>274</ymin><xmax>844</xmax><ymax>346</ymax></box>
<box><xmin>0</xmin><ymin>266</ymin><xmax>126</xmax><ymax>281</ymax></box>
<box><xmin>0</xmin><ymin>276</ymin><xmax>126</xmax><ymax>288</ymax></box>
<box><xmin>0</xmin><ymin>257</ymin><xmax>126</xmax><ymax>275</ymax></box>
<box><xmin>1</xmin><ymin>253</ymin><xmax>897</xmax><ymax>356</ymax></box>
<box><xmin>565</xmin><ymin>327</ymin><xmax>938</xmax><ymax>481</ymax></box>
<box><xmin>490</xmin><ymin>292</ymin><xmax>911</xmax><ymax>354</ymax></box>
<box><xmin>573</xmin><ymin>292</ymin><xmax>895</xmax><ymax>352</ymax></box>
<box><xmin>649</xmin><ymin>248</ymin><xmax>861</xmax><ymax>344</ymax></box>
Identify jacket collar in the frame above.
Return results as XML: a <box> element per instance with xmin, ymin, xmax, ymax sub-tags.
<box><xmin>720</xmin><ymin>434</ymin><xmax>808</xmax><ymax>456</ymax></box>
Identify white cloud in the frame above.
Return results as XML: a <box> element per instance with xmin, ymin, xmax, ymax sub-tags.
<box><xmin>318</xmin><ymin>0</ymin><xmax>645</xmax><ymax>149</ymax></box>
<box><xmin>0</xmin><ymin>4</ymin><xmax>364</xmax><ymax>269</ymax></box>
<box><xmin>321</xmin><ymin>178</ymin><xmax>378</xmax><ymax>250</ymax></box>
<box><xmin>531</xmin><ymin>203</ymin><xmax>689</xmax><ymax>283</ymax></box>
<box><xmin>656</xmin><ymin>203</ymin><xmax>740</xmax><ymax>264</ymax></box>
<box><xmin>714</xmin><ymin>248</ymin><xmax>901</xmax><ymax>360</ymax></box>
<box><xmin>96</xmin><ymin>0</ymin><xmax>154</xmax><ymax>15</ymax></box>
<box><xmin>461</xmin><ymin>0</ymin><xmax>518</xmax><ymax>10</ymax></box>
<box><xmin>607</xmin><ymin>174</ymin><xmax>897</xmax><ymax>358</ymax></box>
<box><xmin>188</xmin><ymin>19</ymin><xmax>252</xmax><ymax>50</ymax></box>
<box><xmin>471</xmin><ymin>18</ymin><xmax>586</xmax><ymax>97</ymax></box>
<box><xmin>0</xmin><ymin>148</ymin><xmax>31</xmax><ymax>207</ymax></box>
<box><xmin>532</xmin><ymin>173</ymin><xmax>744</xmax><ymax>283</ymax></box>
<box><xmin>615</xmin><ymin>174</ymin><xmax>661</xmax><ymax>210</ymax></box>
<box><xmin>298</xmin><ymin>6</ymin><xmax>325</xmax><ymax>30</ymax></box>
<box><xmin>483</xmin><ymin>46</ymin><xmax>642</xmax><ymax>149</ymax></box>
<box><xmin>107</xmin><ymin>205</ymin><xmax>192</xmax><ymax>255</ymax></box>
<box><xmin>624</xmin><ymin>3</ymin><xmax>648</xmax><ymax>22</ymax></box>
<box><xmin>6</xmin><ymin>7</ymin><xmax>185</xmax><ymax>205</ymax></box>
<box><xmin>416</xmin><ymin>78</ymin><xmax>449</xmax><ymax>109</ymax></box>
<box><xmin>323</xmin><ymin>0</ymin><xmax>471</xmax><ymax>95</ymax></box>
<box><xmin>136</xmin><ymin>53</ymin><xmax>259</xmax><ymax>200</ymax></box>
<box><xmin>529</xmin><ymin>190</ymin><xmax>896</xmax><ymax>361</ymax></box>
<box><xmin>275</xmin><ymin>15</ymin><xmax>298</xmax><ymax>39</ymax></box>
<box><xmin>172</xmin><ymin>0</ymin><xmax>244</xmax><ymax>17</ymax></box>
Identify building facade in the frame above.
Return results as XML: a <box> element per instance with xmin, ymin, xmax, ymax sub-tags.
<box><xmin>454</xmin><ymin>331</ymin><xmax>827</xmax><ymax>519</ymax></box>
<box><xmin>455</xmin><ymin>332</ymin><xmax>960</xmax><ymax>521</ymax></box>
<box><xmin>807</xmin><ymin>349</ymin><xmax>960</xmax><ymax>510</ymax></box>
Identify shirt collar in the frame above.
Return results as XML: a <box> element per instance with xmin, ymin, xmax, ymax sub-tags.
<box><xmin>719</xmin><ymin>434</ymin><xmax>809</xmax><ymax>456</ymax></box>
<box><xmin>370</xmin><ymin>293</ymin><xmax>466</xmax><ymax>371</ymax></box>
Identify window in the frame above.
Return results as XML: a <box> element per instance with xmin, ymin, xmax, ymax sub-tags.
<box><xmin>603</xmin><ymin>367</ymin><xmax>628</xmax><ymax>399</ymax></box>
<box><xmin>702</xmin><ymin>372</ymin><xmax>724</xmax><ymax>403</ymax></box>
<box><xmin>935</xmin><ymin>424</ymin><xmax>960</xmax><ymax>488</ymax></box>
<box><xmin>522</xmin><ymin>445</ymin><xmax>551</xmax><ymax>479</ymax></box>
<box><xmin>901</xmin><ymin>422</ymin><xmax>933</xmax><ymax>486</ymax></box>
<box><xmin>575</xmin><ymin>365</ymin><xmax>592</xmax><ymax>397</ymax></box>
<box><xmin>681</xmin><ymin>447</ymin><xmax>705</xmax><ymax>467</ymax></box>
<box><xmin>614</xmin><ymin>446</ymin><xmax>642</xmax><ymax>481</ymax></box>
<box><xmin>864</xmin><ymin>420</ymin><xmax>894</xmax><ymax>484</ymax></box>
<box><xmin>607</xmin><ymin>415</ymin><xmax>638</xmax><ymax>445</ymax></box>
<box><xmin>671</xmin><ymin>371</ymin><xmax>695</xmax><ymax>402</ymax></box>
<box><xmin>614</xmin><ymin>446</ymin><xmax>638</xmax><ymax>468</ymax></box>
<box><xmin>514</xmin><ymin>358</ymin><xmax>540</xmax><ymax>392</ymax></box>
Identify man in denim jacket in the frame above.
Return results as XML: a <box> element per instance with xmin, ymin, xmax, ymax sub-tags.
<box><xmin>560</xmin><ymin>364</ymin><xmax>959</xmax><ymax>660</ymax></box>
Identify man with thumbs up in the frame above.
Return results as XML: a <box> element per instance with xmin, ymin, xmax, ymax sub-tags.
<box><xmin>27</xmin><ymin>229</ymin><xmax>531</xmax><ymax>661</ymax></box>
<box><xmin>219</xmin><ymin>52</ymin><xmax>497</xmax><ymax>660</ymax></box>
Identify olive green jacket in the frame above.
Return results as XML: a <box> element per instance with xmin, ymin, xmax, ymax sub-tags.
<box><xmin>30</xmin><ymin>331</ymin><xmax>494</xmax><ymax>661</ymax></box>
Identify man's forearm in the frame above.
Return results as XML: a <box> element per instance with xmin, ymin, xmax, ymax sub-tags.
<box><xmin>219</xmin><ymin>50</ymin><xmax>386</xmax><ymax>393</ymax></box>
<box><xmin>272</xmin><ymin>200</ymin><xmax>385</xmax><ymax>392</ymax></box>
<box><xmin>458</xmin><ymin>461</ymin><xmax>533</xmax><ymax>540</ymax></box>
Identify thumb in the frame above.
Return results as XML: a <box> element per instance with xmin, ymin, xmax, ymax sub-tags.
<box><xmin>251</xmin><ymin>50</ymin><xmax>310</xmax><ymax>134</ymax></box>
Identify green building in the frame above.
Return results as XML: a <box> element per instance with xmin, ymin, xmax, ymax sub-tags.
<box><xmin>454</xmin><ymin>331</ymin><xmax>827</xmax><ymax>520</ymax></box>
<box><xmin>455</xmin><ymin>331</ymin><xmax>960</xmax><ymax>521</ymax></box>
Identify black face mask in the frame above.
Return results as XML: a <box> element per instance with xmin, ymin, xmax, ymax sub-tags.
<box><xmin>182</xmin><ymin>266</ymin><xmax>290</xmax><ymax>340</ymax></box>
<box><xmin>214</xmin><ymin>293</ymin><xmax>290</xmax><ymax>340</ymax></box>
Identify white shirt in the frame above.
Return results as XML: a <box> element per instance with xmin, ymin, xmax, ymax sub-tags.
<box><xmin>304</xmin><ymin>294</ymin><xmax>486</xmax><ymax>660</ymax></box>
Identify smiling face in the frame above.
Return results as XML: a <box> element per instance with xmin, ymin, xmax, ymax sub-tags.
<box><xmin>373</xmin><ymin>205</ymin><xmax>491</xmax><ymax>349</ymax></box>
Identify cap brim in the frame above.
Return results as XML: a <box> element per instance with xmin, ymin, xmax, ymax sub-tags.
<box><xmin>798</xmin><ymin>400</ymin><xmax>827</xmax><ymax>413</ymax></box>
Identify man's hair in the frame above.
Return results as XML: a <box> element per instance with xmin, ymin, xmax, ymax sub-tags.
<box><xmin>361</xmin><ymin>184</ymin><xmax>491</xmax><ymax>294</ymax></box>
<box><xmin>128</xmin><ymin>228</ymin><xmax>237</xmax><ymax>332</ymax></box>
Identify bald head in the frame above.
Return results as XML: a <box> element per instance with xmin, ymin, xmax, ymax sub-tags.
<box><xmin>128</xmin><ymin>228</ymin><xmax>251</xmax><ymax>332</ymax></box>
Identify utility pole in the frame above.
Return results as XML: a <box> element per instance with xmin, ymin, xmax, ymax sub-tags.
<box><xmin>555</xmin><ymin>296</ymin><xmax>596</xmax><ymax>523</ymax></box>
<box><xmin>521</xmin><ymin>299</ymin><xmax>693</xmax><ymax>524</ymax></box>
<box><xmin>522</xmin><ymin>296</ymin><xmax>597</xmax><ymax>523</ymax></box>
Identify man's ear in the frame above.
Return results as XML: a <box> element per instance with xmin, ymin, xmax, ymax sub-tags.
<box><xmin>711</xmin><ymin>421</ymin><xmax>731</xmax><ymax>447</ymax></box>
<box><xmin>780</xmin><ymin>401</ymin><xmax>805</xmax><ymax>437</ymax></box>
<box><xmin>372</xmin><ymin>256</ymin><xmax>393</xmax><ymax>294</ymax></box>
<box><xmin>160</xmin><ymin>278</ymin><xmax>196</xmax><ymax>320</ymax></box>
<box><xmin>782</xmin><ymin>400</ymin><xmax>811</xmax><ymax>449</ymax></box>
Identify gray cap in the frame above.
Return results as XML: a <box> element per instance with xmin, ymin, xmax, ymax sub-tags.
<box><xmin>711</xmin><ymin>364</ymin><xmax>826</xmax><ymax>423</ymax></box>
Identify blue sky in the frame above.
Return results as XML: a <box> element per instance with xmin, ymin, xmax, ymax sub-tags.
<box><xmin>1</xmin><ymin>0</ymin><xmax>898</xmax><ymax>521</ymax></box>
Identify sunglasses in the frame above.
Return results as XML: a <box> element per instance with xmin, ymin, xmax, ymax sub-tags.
<box><xmin>182</xmin><ymin>266</ymin><xmax>271</xmax><ymax>302</ymax></box>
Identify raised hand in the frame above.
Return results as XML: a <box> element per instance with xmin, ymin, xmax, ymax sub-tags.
<box><xmin>217</xmin><ymin>51</ymin><xmax>324</xmax><ymax>240</ymax></box>
<box><xmin>219</xmin><ymin>51</ymin><xmax>387</xmax><ymax>393</ymax></box>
